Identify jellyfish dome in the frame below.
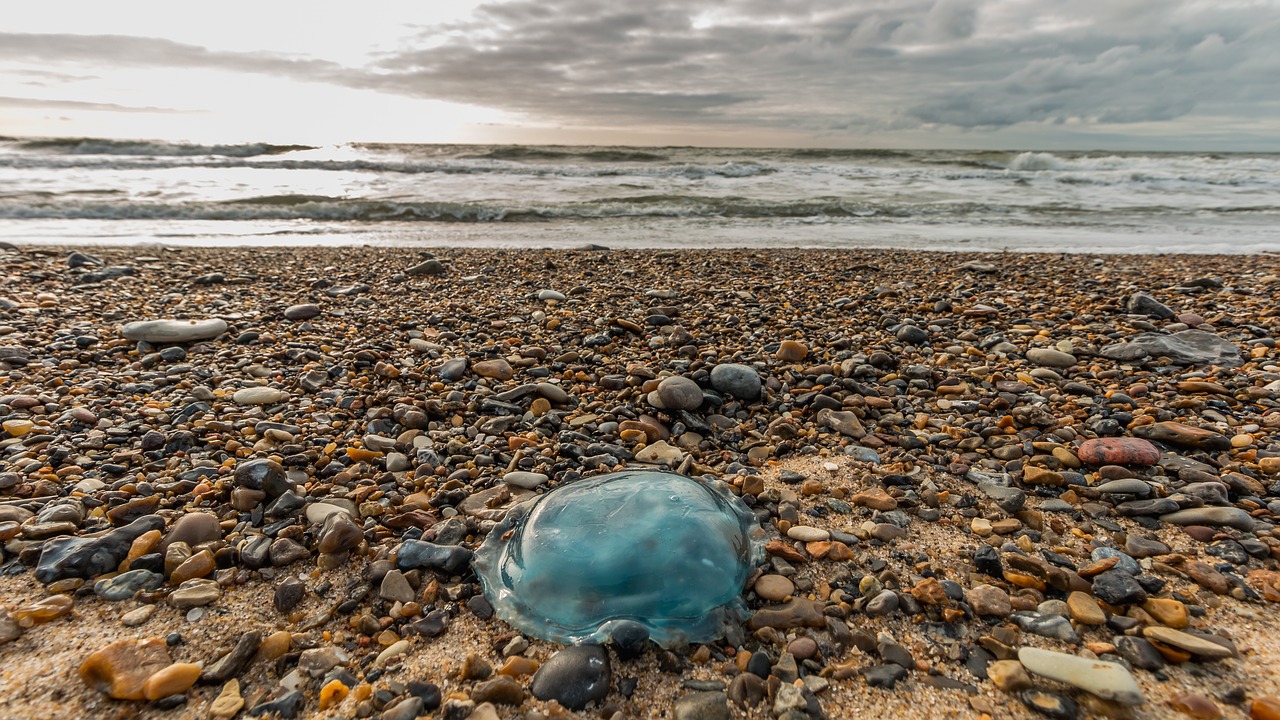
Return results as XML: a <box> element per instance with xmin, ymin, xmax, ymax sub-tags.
<box><xmin>472</xmin><ymin>470</ymin><xmax>765</xmax><ymax>648</ymax></box>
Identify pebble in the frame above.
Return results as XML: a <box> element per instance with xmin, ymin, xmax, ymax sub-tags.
<box><xmin>141</xmin><ymin>662</ymin><xmax>201</xmax><ymax>701</ymax></box>
<box><xmin>1252</xmin><ymin>697</ymin><xmax>1280</xmax><ymax>720</ymax></box>
<box><xmin>232</xmin><ymin>387</ymin><xmax>290</xmax><ymax>405</ymax></box>
<box><xmin>709</xmin><ymin>363</ymin><xmax>761</xmax><ymax>400</ymax></box>
<box><xmin>209</xmin><ymin>679</ymin><xmax>244</xmax><ymax>718</ymax></box>
<box><xmin>119</xmin><ymin>318</ymin><xmax>227</xmax><ymax>343</ymax></box>
<box><xmin>1076</xmin><ymin>437</ymin><xmax>1161</xmax><ymax>466</ymax></box>
<box><xmin>1161</xmin><ymin>506</ymin><xmax>1256</xmax><ymax>531</ymax></box>
<box><xmin>283</xmin><ymin>303</ymin><xmax>322</xmax><ymax>321</ymax></box>
<box><xmin>754</xmin><ymin>575</ymin><xmax>795</xmax><ymax>602</ymax></box>
<box><xmin>674</xmin><ymin>691</ymin><xmax>731</xmax><ymax>720</ymax></box>
<box><xmin>987</xmin><ymin>659</ymin><xmax>1032</xmax><ymax>692</ymax></box>
<box><xmin>1017</xmin><ymin>646</ymin><xmax>1144</xmax><ymax>705</ymax></box>
<box><xmin>967</xmin><ymin>584</ymin><xmax>1012</xmax><ymax>617</ymax></box>
<box><xmin>1026</xmin><ymin>347</ymin><xmax>1077</xmax><ymax>367</ymax></box>
<box><xmin>1142</xmin><ymin>627</ymin><xmax>1237</xmax><ymax>659</ymax></box>
<box><xmin>656</xmin><ymin>376</ymin><xmax>703</xmax><ymax>410</ymax></box>
<box><xmin>79</xmin><ymin>638</ymin><xmax>171</xmax><ymax>700</ymax></box>
<box><xmin>1169</xmin><ymin>692</ymin><xmax>1222</xmax><ymax>719</ymax></box>
<box><xmin>530</xmin><ymin>645</ymin><xmax>611</xmax><ymax>710</ymax></box>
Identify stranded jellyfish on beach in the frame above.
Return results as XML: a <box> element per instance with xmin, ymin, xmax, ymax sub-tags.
<box><xmin>472</xmin><ymin>470</ymin><xmax>765</xmax><ymax>648</ymax></box>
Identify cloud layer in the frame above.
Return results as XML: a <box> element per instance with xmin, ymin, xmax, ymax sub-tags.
<box><xmin>2</xmin><ymin>0</ymin><xmax>1278</xmax><ymax>146</ymax></box>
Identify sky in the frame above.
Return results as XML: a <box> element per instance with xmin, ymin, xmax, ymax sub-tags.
<box><xmin>1</xmin><ymin>0</ymin><xmax>1278</xmax><ymax>150</ymax></box>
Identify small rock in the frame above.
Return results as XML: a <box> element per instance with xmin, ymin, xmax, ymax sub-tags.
<box><xmin>709</xmin><ymin>363</ymin><xmax>761</xmax><ymax>400</ymax></box>
<box><xmin>120</xmin><ymin>318</ymin><xmax>227</xmax><ymax>343</ymax></box>
<box><xmin>1076</xmin><ymin>437</ymin><xmax>1161</xmax><ymax>466</ymax></box>
<box><xmin>1018</xmin><ymin>646</ymin><xmax>1144</xmax><ymax>705</ymax></box>
<box><xmin>283</xmin><ymin>304</ymin><xmax>321</xmax><ymax>321</ymax></box>
<box><xmin>656</xmin><ymin>376</ymin><xmax>703</xmax><ymax>410</ymax></box>
<box><xmin>530</xmin><ymin>645</ymin><xmax>611</xmax><ymax>710</ymax></box>
<box><xmin>79</xmin><ymin>638</ymin><xmax>171</xmax><ymax>700</ymax></box>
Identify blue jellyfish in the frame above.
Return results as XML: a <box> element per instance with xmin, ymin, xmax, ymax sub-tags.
<box><xmin>472</xmin><ymin>470</ymin><xmax>765</xmax><ymax>648</ymax></box>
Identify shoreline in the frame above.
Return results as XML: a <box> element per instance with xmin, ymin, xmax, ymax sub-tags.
<box><xmin>1</xmin><ymin>244</ymin><xmax>1279</xmax><ymax>719</ymax></box>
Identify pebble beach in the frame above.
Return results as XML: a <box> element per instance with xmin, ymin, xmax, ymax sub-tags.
<box><xmin>2</xmin><ymin>243</ymin><xmax>1280</xmax><ymax>720</ymax></box>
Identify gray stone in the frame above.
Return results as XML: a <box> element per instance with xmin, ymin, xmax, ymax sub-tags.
<box><xmin>656</xmin><ymin>376</ymin><xmax>703</xmax><ymax>411</ymax></box>
<box><xmin>1160</xmin><ymin>507</ymin><xmax>1255</xmax><ymax>531</ymax></box>
<box><xmin>675</xmin><ymin>691</ymin><xmax>731</xmax><ymax>720</ymax></box>
<box><xmin>709</xmin><ymin>363</ymin><xmax>762</xmax><ymax>401</ymax></box>
<box><xmin>1101</xmin><ymin>330</ymin><xmax>1241</xmax><ymax>368</ymax></box>
<box><xmin>283</xmin><ymin>304</ymin><xmax>321</xmax><ymax>321</ymax></box>
<box><xmin>94</xmin><ymin>569</ymin><xmax>164</xmax><ymax>600</ymax></box>
<box><xmin>1127</xmin><ymin>292</ymin><xmax>1175</xmax><ymax>319</ymax></box>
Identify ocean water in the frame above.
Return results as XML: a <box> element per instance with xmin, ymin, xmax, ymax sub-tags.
<box><xmin>1</xmin><ymin>138</ymin><xmax>1278</xmax><ymax>253</ymax></box>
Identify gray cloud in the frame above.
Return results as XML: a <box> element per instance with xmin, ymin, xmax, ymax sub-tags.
<box><xmin>0</xmin><ymin>95</ymin><xmax>180</xmax><ymax>113</ymax></box>
<box><xmin>2</xmin><ymin>0</ymin><xmax>1278</xmax><ymax>144</ymax></box>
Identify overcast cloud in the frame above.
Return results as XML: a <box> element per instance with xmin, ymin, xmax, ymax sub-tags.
<box><xmin>1</xmin><ymin>0</ymin><xmax>1278</xmax><ymax>147</ymax></box>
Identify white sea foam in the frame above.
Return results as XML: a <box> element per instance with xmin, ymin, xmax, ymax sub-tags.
<box><xmin>0</xmin><ymin>138</ymin><xmax>1277</xmax><ymax>251</ymax></box>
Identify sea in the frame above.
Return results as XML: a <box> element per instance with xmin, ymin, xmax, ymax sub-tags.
<box><xmin>2</xmin><ymin>137</ymin><xmax>1278</xmax><ymax>253</ymax></box>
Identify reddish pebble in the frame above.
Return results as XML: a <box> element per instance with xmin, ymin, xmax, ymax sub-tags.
<box><xmin>1076</xmin><ymin>437</ymin><xmax>1161</xmax><ymax>467</ymax></box>
<box><xmin>1169</xmin><ymin>692</ymin><xmax>1222</xmax><ymax>719</ymax></box>
<box><xmin>787</xmin><ymin>636</ymin><xmax>819</xmax><ymax>661</ymax></box>
<box><xmin>1182</xmin><ymin>525</ymin><xmax>1217</xmax><ymax>543</ymax></box>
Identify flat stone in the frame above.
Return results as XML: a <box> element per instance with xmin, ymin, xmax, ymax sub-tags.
<box><xmin>675</xmin><ymin>691</ymin><xmax>731</xmax><ymax>720</ymax></box>
<box><xmin>232</xmin><ymin>387</ymin><xmax>289</xmax><ymax>405</ymax></box>
<box><xmin>1102</xmin><ymin>330</ymin><xmax>1241</xmax><ymax>368</ymax></box>
<box><xmin>1160</xmin><ymin>507</ymin><xmax>1255</xmax><ymax>532</ymax></box>
<box><xmin>169</xmin><ymin>579</ymin><xmax>221</xmax><ymax>609</ymax></box>
<box><xmin>818</xmin><ymin>408</ymin><xmax>866</xmax><ymax>438</ymax></box>
<box><xmin>1027</xmin><ymin>348</ymin><xmax>1077</xmax><ymax>368</ymax></box>
<box><xmin>747</xmin><ymin>599</ymin><xmax>826</xmax><ymax>630</ymax></box>
<box><xmin>209</xmin><ymin>679</ymin><xmax>245</xmax><ymax>718</ymax></box>
<box><xmin>786</xmin><ymin>525</ymin><xmax>829</xmax><ymax>542</ymax></box>
<box><xmin>503</xmin><ymin>471</ymin><xmax>549</xmax><ymax>489</ymax></box>
<box><xmin>120</xmin><ymin>318</ymin><xmax>227</xmax><ymax>344</ymax></box>
<box><xmin>1135</xmin><ymin>421</ymin><xmax>1231</xmax><ymax>451</ymax></box>
<box><xmin>1142</xmin><ymin>627</ymin><xmax>1236</xmax><ymax>659</ymax></box>
<box><xmin>1018</xmin><ymin>647</ymin><xmax>1143</xmax><ymax>705</ymax></box>
<box><xmin>283</xmin><ymin>304</ymin><xmax>321</xmax><ymax>321</ymax></box>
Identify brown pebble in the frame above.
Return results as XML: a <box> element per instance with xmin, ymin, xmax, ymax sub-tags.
<box><xmin>142</xmin><ymin>662</ymin><xmax>201</xmax><ymax>701</ymax></box>
<box><xmin>79</xmin><ymin>638</ymin><xmax>171</xmax><ymax>700</ymax></box>
<box><xmin>754</xmin><ymin>575</ymin><xmax>795</xmax><ymax>602</ymax></box>
<box><xmin>787</xmin><ymin>636</ymin><xmax>818</xmax><ymax>661</ymax></box>
<box><xmin>1169</xmin><ymin>692</ymin><xmax>1222</xmax><ymax>719</ymax></box>
<box><xmin>776</xmin><ymin>340</ymin><xmax>808</xmax><ymax>362</ymax></box>
<box><xmin>1252</xmin><ymin>697</ymin><xmax>1280</xmax><ymax>720</ymax></box>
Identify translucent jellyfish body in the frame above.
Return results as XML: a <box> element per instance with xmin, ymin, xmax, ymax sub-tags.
<box><xmin>473</xmin><ymin>470</ymin><xmax>765</xmax><ymax>648</ymax></box>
